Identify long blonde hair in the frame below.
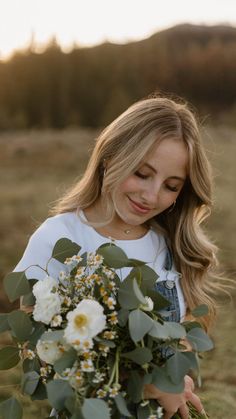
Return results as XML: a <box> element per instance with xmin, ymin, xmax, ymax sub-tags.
<box><xmin>51</xmin><ymin>96</ymin><xmax>220</xmax><ymax>330</ymax></box>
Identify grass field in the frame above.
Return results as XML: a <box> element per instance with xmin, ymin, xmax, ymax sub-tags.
<box><xmin>0</xmin><ymin>126</ymin><xmax>235</xmax><ymax>418</ymax></box>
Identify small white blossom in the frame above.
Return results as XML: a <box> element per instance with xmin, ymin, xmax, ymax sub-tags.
<box><xmin>157</xmin><ymin>407</ymin><xmax>164</xmax><ymax>418</ymax></box>
<box><xmin>51</xmin><ymin>314</ymin><xmax>63</xmax><ymax>327</ymax></box>
<box><xmin>140</xmin><ymin>296</ymin><xmax>154</xmax><ymax>312</ymax></box>
<box><xmin>36</xmin><ymin>340</ymin><xmax>67</xmax><ymax>364</ymax></box>
<box><xmin>81</xmin><ymin>359</ymin><xmax>94</xmax><ymax>372</ymax></box>
<box><xmin>64</xmin><ymin>299</ymin><xmax>106</xmax><ymax>345</ymax></box>
<box><xmin>32</xmin><ymin>276</ymin><xmax>61</xmax><ymax>324</ymax></box>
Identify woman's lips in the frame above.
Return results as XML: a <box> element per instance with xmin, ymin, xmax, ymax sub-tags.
<box><xmin>128</xmin><ymin>197</ymin><xmax>152</xmax><ymax>214</ymax></box>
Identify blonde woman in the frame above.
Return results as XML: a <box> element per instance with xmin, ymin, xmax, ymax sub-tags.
<box><xmin>15</xmin><ymin>96</ymin><xmax>218</xmax><ymax>418</ymax></box>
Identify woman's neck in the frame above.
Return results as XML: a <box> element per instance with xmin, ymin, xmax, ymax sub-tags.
<box><xmin>83</xmin><ymin>202</ymin><xmax>149</xmax><ymax>240</ymax></box>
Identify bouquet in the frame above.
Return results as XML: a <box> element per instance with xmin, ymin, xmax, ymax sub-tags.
<box><xmin>0</xmin><ymin>238</ymin><xmax>212</xmax><ymax>418</ymax></box>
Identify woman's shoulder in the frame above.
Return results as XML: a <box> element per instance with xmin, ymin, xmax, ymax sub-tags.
<box><xmin>34</xmin><ymin>211</ymin><xmax>80</xmax><ymax>240</ymax></box>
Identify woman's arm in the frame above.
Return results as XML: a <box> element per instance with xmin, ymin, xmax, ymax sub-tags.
<box><xmin>144</xmin><ymin>375</ymin><xmax>205</xmax><ymax>419</ymax></box>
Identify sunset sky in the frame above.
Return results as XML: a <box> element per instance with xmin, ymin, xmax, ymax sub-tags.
<box><xmin>1</xmin><ymin>0</ymin><xmax>236</xmax><ymax>60</ymax></box>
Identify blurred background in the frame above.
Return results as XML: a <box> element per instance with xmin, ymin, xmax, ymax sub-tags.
<box><xmin>0</xmin><ymin>0</ymin><xmax>236</xmax><ymax>417</ymax></box>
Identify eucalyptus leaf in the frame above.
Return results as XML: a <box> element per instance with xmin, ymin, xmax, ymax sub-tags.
<box><xmin>46</xmin><ymin>379</ymin><xmax>74</xmax><ymax>411</ymax></box>
<box><xmin>23</xmin><ymin>357</ymin><xmax>41</xmax><ymax>373</ymax></box>
<box><xmin>137</xmin><ymin>404</ymin><xmax>150</xmax><ymax>419</ymax></box>
<box><xmin>0</xmin><ymin>397</ymin><xmax>22</xmax><ymax>419</ymax></box>
<box><xmin>97</xmin><ymin>243</ymin><xmax>129</xmax><ymax>268</ymax></box>
<box><xmin>181</xmin><ymin>351</ymin><xmax>199</xmax><ymax>371</ymax></box>
<box><xmin>164</xmin><ymin>322</ymin><xmax>186</xmax><ymax>339</ymax></box>
<box><xmin>149</xmin><ymin>321</ymin><xmax>170</xmax><ymax>340</ymax></box>
<box><xmin>191</xmin><ymin>304</ymin><xmax>209</xmax><ymax>317</ymax></box>
<box><xmin>0</xmin><ymin>313</ymin><xmax>10</xmax><ymax>333</ymax></box>
<box><xmin>8</xmin><ymin>310</ymin><xmax>33</xmax><ymax>341</ymax></box>
<box><xmin>31</xmin><ymin>381</ymin><xmax>47</xmax><ymax>400</ymax></box>
<box><xmin>149</xmin><ymin>289</ymin><xmax>171</xmax><ymax>310</ymax></box>
<box><xmin>118</xmin><ymin>278</ymin><xmax>140</xmax><ymax>310</ymax></box>
<box><xmin>122</xmin><ymin>347</ymin><xmax>152</xmax><ymax>365</ymax></box>
<box><xmin>132</xmin><ymin>278</ymin><xmax>147</xmax><ymax>304</ymax></box>
<box><xmin>127</xmin><ymin>370</ymin><xmax>143</xmax><ymax>403</ymax></box>
<box><xmin>166</xmin><ymin>351</ymin><xmax>192</xmax><ymax>384</ymax></box>
<box><xmin>129</xmin><ymin>309</ymin><xmax>153</xmax><ymax>342</ymax></box>
<box><xmin>114</xmin><ymin>393</ymin><xmax>132</xmax><ymax>417</ymax></box>
<box><xmin>152</xmin><ymin>366</ymin><xmax>185</xmax><ymax>393</ymax></box>
<box><xmin>117</xmin><ymin>308</ymin><xmax>129</xmax><ymax>327</ymax></box>
<box><xmin>4</xmin><ymin>271</ymin><xmax>30</xmax><ymax>302</ymax></box>
<box><xmin>22</xmin><ymin>291</ymin><xmax>35</xmax><ymax>306</ymax></box>
<box><xmin>82</xmin><ymin>399</ymin><xmax>110</xmax><ymax>419</ymax></box>
<box><xmin>186</xmin><ymin>328</ymin><xmax>214</xmax><ymax>352</ymax></box>
<box><xmin>54</xmin><ymin>348</ymin><xmax>77</xmax><ymax>374</ymax></box>
<box><xmin>28</xmin><ymin>323</ymin><xmax>46</xmax><ymax>346</ymax></box>
<box><xmin>52</xmin><ymin>238</ymin><xmax>81</xmax><ymax>263</ymax></box>
<box><xmin>21</xmin><ymin>371</ymin><xmax>40</xmax><ymax>395</ymax></box>
<box><xmin>0</xmin><ymin>346</ymin><xmax>20</xmax><ymax>370</ymax></box>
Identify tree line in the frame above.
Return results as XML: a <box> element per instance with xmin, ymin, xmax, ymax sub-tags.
<box><xmin>0</xmin><ymin>23</ymin><xmax>236</xmax><ymax>129</ymax></box>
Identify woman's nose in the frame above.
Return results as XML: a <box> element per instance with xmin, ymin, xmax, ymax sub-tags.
<box><xmin>142</xmin><ymin>183</ymin><xmax>161</xmax><ymax>205</ymax></box>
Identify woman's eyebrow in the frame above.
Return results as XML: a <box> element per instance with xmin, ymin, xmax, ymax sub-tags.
<box><xmin>143</xmin><ymin>163</ymin><xmax>185</xmax><ymax>182</ymax></box>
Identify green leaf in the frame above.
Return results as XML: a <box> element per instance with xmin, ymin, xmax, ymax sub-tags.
<box><xmin>31</xmin><ymin>381</ymin><xmax>47</xmax><ymax>400</ymax></box>
<box><xmin>21</xmin><ymin>371</ymin><xmax>40</xmax><ymax>395</ymax></box>
<box><xmin>82</xmin><ymin>399</ymin><xmax>110</xmax><ymax>419</ymax></box>
<box><xmin>127</xmin><ymin>370</ymin><xmax>144</xmax><ymax>403</ymax></box>
<box><xmin>163</xmin><ymin>322</ymin><xmax>186</xmax><ymax>339</ymax></box>
<box><xmin>152</xmin><ymin>365</ymin><xmax>185</xmax><ymax>393</ymax></box>
<box><xmin>181</xmin><ymin>351</ymin><xmax>199</xmax><ymax>371</ymax></box>
<box><xmin>166</xmin><ymin>351</ymin><xmax>192</xmax><ymax>384</ymax></box>
<box><xmin>118</xmin><ymin>278</ymin><xmax>141</xmax><ymax>310</ymax></box>
<box><xmin>28</xmin><ymin>323</ymin><xmax>46</xmax><ymax>346</ymax></box>
<box><xmin>0</xmin><ymin>313</ymin><xmax>10</xmax><ymax>333</ymax></box>
<box><xmin>114</xmin><ymin>393</ymin><xmax>132</xmax><ymax>417</ymax></box>
<box><xmin>0</xmin><ymin>397</ymin><xmax>22</xmax><ymax>419</ymax></box>
<box><xmin>97</xmin><ymin>243</ymin><xmax>129</xmax><ymax>268</ymax></box>
<box><xmin>191</xmin><ymin>304</ymin><xmax>209</xmax><ymax>317</ymax></box>
<box><xmin>132</xmin><ymin>278</ymin><xmax>147</xmax><ymax>304</ymax></box>
<box><xmin>0</xmin><ymin>347</ymin><xmax>20</xmax><ymax>370</ymax></box>
<box><xmin>129</xmin><ymin>309</ymin><xmax>153</xmax><ymax>342</ymax></box>
<box><xmin>22</xmin><ymin>291</ymin><xmax>35</xmax><ymax>306</ymax></box>
<box><xmin>52</xmin><ymin>238</ymin><xmax>81</xmax><ymax>263</ymax></box>
<box><xmin>4</xmin><ymin>271</ymin><xmax>30</xmax><ymax>302</ymax></box>
<box><xmin>117</xmin><ymin>308</ymin><xmax>129</xmax><ymax>327</ymax></box>
<box><xmin>23</xmin><ymin>357</ymin><xmax>41</xmax><ymax>373</ymax></box>
<box><xmin>149</xmin><ymin>321</ymin><xmax>170</xmax><ymax>340</ymax></box>
<box><xmin>46</xmin><ymin>379</ymin><xmax>74</xmax><ymax>411</ymax></box>
<box><xmin>137</xmin><ymin>404</ymin><xmax>150</xmax><ymax>419</ymax></box>
<box><xmin>8</xmin><ymin>310</ymin><xmax>33</xmax><ymax>341</ymax></box>
<box><xmin>149</xmin><ymin>289</ymin><xmax>171</xmax><ymax>310</ymax></box>
<box><xmin>186</xmin><ymin>328</ymin><xmax>214</xmax><ymax>352</ymax></box>
<box><xmin>122</xmin><ymin>347</ymin><xmax>152</xmax><ymax>365</ymax></box>
<box><xmin>54</xmin><ymin>348</ymin><xmax>77</xmax><ymax>374</ymax></box>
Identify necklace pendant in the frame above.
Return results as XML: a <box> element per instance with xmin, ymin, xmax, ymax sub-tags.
<box><xmin>124</xmin><ymin>229</ymin><xmax>131</xmax><ymax>235</ymax></box>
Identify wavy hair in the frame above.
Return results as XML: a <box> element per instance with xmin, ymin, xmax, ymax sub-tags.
<box><xmin>51</xmin><ymin>96</ymin><xmax>221</xmax><ymax>330</ymax></box>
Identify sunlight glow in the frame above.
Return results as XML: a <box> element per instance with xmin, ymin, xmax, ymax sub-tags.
<box><xmin>0</xmin><ymin>0</ymin><xmax>236</xmax><ymax>59</ymax></box>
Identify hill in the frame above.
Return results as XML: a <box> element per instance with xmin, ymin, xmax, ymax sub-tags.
<box><xmin>0</xmin><ymin>24</ymin><xmax>236</xmax><ymax>129</ymax></box>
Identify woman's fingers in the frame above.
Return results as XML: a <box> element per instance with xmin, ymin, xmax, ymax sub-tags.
<box><xmin>178</xmin><ymin>403</ymin><xmax>189</xmax><ymax>419</ymax></box>
<box><xmin>187</xmin><ymin>391</ymin><xmax>205</xmax><ymax>413</ymax></box>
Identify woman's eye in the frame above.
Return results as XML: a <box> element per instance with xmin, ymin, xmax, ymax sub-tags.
<box><xmin>166</xmin><ymin>185</ymin><xmax>179</xmax><ymax>192</ymax></box>
<box><xmin>134</xmin><ymin>171</ymin><xmax>149</xmax><ymax>179</ymax></box>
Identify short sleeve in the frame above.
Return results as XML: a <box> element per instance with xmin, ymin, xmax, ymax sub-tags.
<box><xmin>13</xmin><ymin>217</ymin><xmax>67</xmax><ymax>280</ymax></box>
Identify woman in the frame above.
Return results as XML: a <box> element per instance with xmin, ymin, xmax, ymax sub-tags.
<box><xmin>15</xmin><ymin>96</ymin><xmax>217</xmax><ymax>418</ymax></box>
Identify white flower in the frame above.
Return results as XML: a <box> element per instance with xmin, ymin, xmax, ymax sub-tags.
<box><xmin>36</xmin><ymin>340</ymin><xmax>65</xmax><ymax>364</ymax></box>
<box><xmin>51</xmin><ymin>314</ymin><xmax>63</xmax><ymax>327</ymax></box>
<box><xmin>32</xmin><ymin>276</ymin><xmax>61</xmax><ymax>324</ymax></box>
<box><xmin>64</xmin><ymin>299</ymin><xmax>106</xmax><ymax>345</ymax></box>
<box><xmin>140</xmin><ymin>296</ymin><xmax>154</xmax><ymax>312</ymax></box>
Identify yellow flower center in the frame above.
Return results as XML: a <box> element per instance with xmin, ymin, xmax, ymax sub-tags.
<box><xmin>74</xmin><ymin>313</ymin><xmax>88</xmax><ymax>328</ymax></box>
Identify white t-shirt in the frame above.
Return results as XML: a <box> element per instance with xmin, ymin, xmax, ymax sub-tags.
<box><xmin>14</xmin><ymin>211</ymin><xmax>186</xmax><ymax>319</ymax></box>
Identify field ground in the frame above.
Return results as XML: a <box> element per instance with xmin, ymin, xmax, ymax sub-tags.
<box><xmin>0</xmin><ymin>126</ymin><xmax>235</xmax><ymax>418</ymax></box>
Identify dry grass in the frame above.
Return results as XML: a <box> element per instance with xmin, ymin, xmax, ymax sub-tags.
<box><xmin>0</xmin><ymin>126</ymin><xmax>235</xmax><ymax>418</ymax></box>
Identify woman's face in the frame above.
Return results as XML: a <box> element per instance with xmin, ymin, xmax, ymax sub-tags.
<box><xmin>112</xmin><ymin>138</ymin><xmax>189</xmax><ymax>227</ymax></box>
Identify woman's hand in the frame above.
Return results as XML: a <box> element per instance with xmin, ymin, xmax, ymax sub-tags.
<box><xmin>143</xmin><ymin>375</ymin><xmax>205</xmax><ymax>419</ymax></box>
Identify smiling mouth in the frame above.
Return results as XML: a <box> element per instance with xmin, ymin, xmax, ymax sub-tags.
<box><xmin>128</xmin><ymin>197</ymin><xmax>152</xmax><ymax>214</ymax></box>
